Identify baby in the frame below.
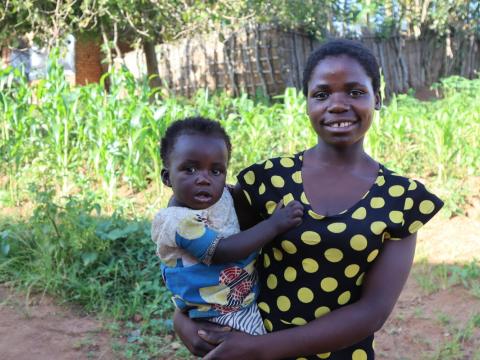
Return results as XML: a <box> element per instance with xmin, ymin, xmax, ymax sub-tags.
<box><xmin>152</xmin><ymin>116</ymin><xmax>303</xmax><ymax>335</ymax></box>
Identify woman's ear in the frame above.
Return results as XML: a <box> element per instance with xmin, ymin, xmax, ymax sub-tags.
<box><xmin>161</xmin><ymin>169</ymin><xmax>171</xmax><ymax>187</ymax></box>
<box><xmin>374</xmin><ymin>92</ymin><xmax>382</xmax><ymax>110</ymax></box>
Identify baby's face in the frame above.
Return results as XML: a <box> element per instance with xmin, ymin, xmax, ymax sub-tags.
<box><xmin>166</xmin><ymin>134</ymin><xmax>228</xmax><ymax>210</ymax></box>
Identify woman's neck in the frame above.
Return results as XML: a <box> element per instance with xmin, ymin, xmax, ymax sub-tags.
<box><xmin>306</xmin><ymin>139</ymin><xmax>370</xmax><ymax>168</ymax></box>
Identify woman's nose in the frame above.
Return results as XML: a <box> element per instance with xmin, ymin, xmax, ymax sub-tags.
<box><xmin>327</xmin><ymin>93</ymin><xmax>349</xmax><ymax>113</ymax></box>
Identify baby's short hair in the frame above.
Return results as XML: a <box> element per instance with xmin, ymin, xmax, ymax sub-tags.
<box><xmin>160</xmin><ymin>116</ymin><xmax>232</xmax><ymax>167</ymax></box>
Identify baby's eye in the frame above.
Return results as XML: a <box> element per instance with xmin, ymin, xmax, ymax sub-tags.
<box><xmin>185</xmin><ymin>167</ymin><xmax>196</xmax><ymax>174</ymax></box>
<box><xmin>349</xmin><ymin>89</ymin><xmax>365</xmax><ymax>98</ymax></box>
<box><xmin>211</xmin><ymin>169</ymin><xmax>222</xmax><ymax>176</ymax></box>
<box><xmin>313</xmin><ymin>91</ymin><xmax>329</xmax><ymax>100</ymax></box>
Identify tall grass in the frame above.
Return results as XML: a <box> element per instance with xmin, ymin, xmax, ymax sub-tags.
<box><xmin>1</xmin><ymin>58</ymin><xmax>479</xmax><ymax>215</ymax></box>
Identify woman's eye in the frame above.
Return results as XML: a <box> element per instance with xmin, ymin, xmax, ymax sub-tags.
<box><xmin>350</xmin><ymin>89</ymin><xmax>364</xmax><ymax>97</ymax></box>
<box><xmin>314</xmin><ymin>92</ymin><xmax>329</xmax><ymax>100</ymax></box>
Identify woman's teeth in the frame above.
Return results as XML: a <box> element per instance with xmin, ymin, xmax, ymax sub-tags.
<box><xmin>330</xmin><ymin>122</ymin><xmax>353</xmax><ymax>128</ymax></box>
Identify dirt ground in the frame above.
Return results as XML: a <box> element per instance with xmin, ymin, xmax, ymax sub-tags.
<box><xmin>1</xmin><ymin>214</ymin><xmax>479</xmax><ymax>360</ymax></box>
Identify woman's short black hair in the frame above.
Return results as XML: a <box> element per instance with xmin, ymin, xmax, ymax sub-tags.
<box><xmin>302</xmin><ymin>39</ymin><xmax>381</xmax><ymax>96</ymax></box>
<box><xmin>160</xmin><ymin>116</ymin><xmax>232</xmax><ymax>167</ymax></box>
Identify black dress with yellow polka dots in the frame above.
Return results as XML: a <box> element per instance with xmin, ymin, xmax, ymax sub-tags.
<box><xmin>237</xmin><ymin>152</ymin><xmax>443</xmax><ymax>360</ymax></box>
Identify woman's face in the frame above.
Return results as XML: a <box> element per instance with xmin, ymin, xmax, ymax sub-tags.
<box><xmin>306</xmin><ymin>55</ymin><xmax>381</xmax><ymax>148</ymax></box>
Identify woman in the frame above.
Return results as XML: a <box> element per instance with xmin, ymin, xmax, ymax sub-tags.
<box><xmin>173</xmin><ymin>39</ymin><xmax>443</xmax><ymax>360</ymax></box>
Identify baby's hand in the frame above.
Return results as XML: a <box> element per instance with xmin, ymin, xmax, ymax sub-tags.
<box><xmin>270</xmin><ymin>200</ymin><xmax>304</xmax><ymax>233</ymax></box>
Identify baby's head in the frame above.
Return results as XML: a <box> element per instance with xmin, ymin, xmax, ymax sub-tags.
<box><xmin>160</xmin><ymin>117</ymin><xmax>232</xmax><ymax>210</ymax></box>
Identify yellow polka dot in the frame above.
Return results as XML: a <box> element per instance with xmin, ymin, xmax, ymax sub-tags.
<box><xmin>259</xmin><ymin>183</ymin><xmax>266</xmax><ymax>195</ymax></box>
<box><xmin>308</xmin><ymin>210</ymin><xmax>325</xmax><ymax>220</ymax></box>
<box><xmin>367</xmin><ymin>249</ymin><xmax>379</xmax><ymax>262</ymax></box>
<box><xmin>404</xmin><ymin>197</ymin><xmax>414</xmax><ymax>210</ymax></box>
<box><xmin>177</xmin><ymin>217</ymin><xmax>206</xmax><ymax>239</ymax></box>
<box><xmin>266</xmin><ymin>200</ymin><xmax>277</xmax><ymax>215</ymax></box>
<box><xmin>370</xmin><ymin>221</ymin><xmax>387</xmax><ymax>235</ymax></box>
<box><xmin>296</xmin><ymin>358</ymin><xmax>308</xmax><ymax>360</ymax></box>
<box><xmin>263</xmin><ymin>253</ymin><xmax>271</xmax><ymax>268</ymax></box>
<box><xmin>389</xmin><ymin>210</ymin><xmax>404</xmax><ymax>224</ymax></box>
<box><xmin>314</xmin><ymin>306</ymin><xmax>331</xmax><ymax>318</ymax></box>
<box><xmin>351</xmin><ymin>207</ymin><xmax>367</xmax><ymax>220</ymax></box>
<box><xmin>409</xmin><ymin>220</ymin><xmax>423</xmax><ymax>233</ymax></box>
<box><xmin>301</xmin><ymin>192</ymin><xmax>310</xmax><ymax>204</ymax></box>
<box><xmin>280</xmin><ymin>157</ymin><xmax>294</xmax><ymax>168</ymax></box>
<box><xmin>327</xmin><ymin>222</ymin><xmax>347</xmax><ymax>233</ymax></box>
<box><xmin>271</xmin><ymin>175</ymin><xmax>285</xmax><ymax>188</ymax></box>
<box><xmin>370</xmin><ymin>197</ymin><xmax>385</xmax><ymax>209</ymax></box>
<box><xmin>389</xmin><ymin>185</ymin><xmax>405</xmax><ymax>197</ymax></box>
<box><xmin>302</xmin><ymin>258</ymin><xmax>319</xmax><ymax>273</ymax></box>
<box><xmin>419</xmin><ymin>200</ymin><xmax>435</xmax><ymax>214</ymax></box>
<box><xmin>284</xmin><ymin>266</ymin><xmax>297</xmax><ymax>282</ymax></box>
<box><xmin>344</xmin><ymin>264</ymin><xmax>360</xmax><ymax>278</ymax></box>
<box><xmin>301</xmin><ymin>231</ymin><xmax>321</xmax><ymax>245</ymax></box>
<box><xmin>243</xmin><ymin>190</ymin><xmax>252</xmax><ymax>205</ymax></box>
<box><xmin>292</xmin><ymin>317</ymin><xmax>307</xmax><ymax>326</ymax></box>
<box><xmin>292</xmin><ymin>171</ymin><xmax>302</xmax><ymax>183</ymax></box>
<box><xmin>263</xmin><ymin>318</ymin><xmax>273</xmax><ymax>331</ymax></box>
<box><xmin>317</xmin><ymin>353</ymin><xmax>331</xmax><ymax>359</ymax></box>
<box><xmin>244</xmin><ymin>171</ymin><xmax>255</xmax><ymax>185</ymax></box>
<box><xmin>408</xmin><ymin>180</ymin><xmax>417</xmax><ymax>190</ymax></box>
<box><xmin>281</xmin><ymin>240</ymin><xmax>297</xmax><ymax>254</ymax></box>
<box><xmin>267</xmin><ymin>274</ymin><xmax>278</xmax><ymax>289</ymax></box>
<box><xmin>320</xmin><ymin>277</ymin><xmax>338</xmax><ymax>292</ymax></box>
<box><xmin>350</xmin><ymin>234</ymin><xmax>368</xmax><ymax>251</ymax></box>
<box><xmin>338</xmin><ymin>291</ymin><xmax>351</xmax><ymax>305</ymax></box>
<box><xmin>264</xmin><ymin>160</ymin><xmax>273</xmax><ymax>169</ymax></box>
<box><xmin>283</xmin><ymin>193</ymin><xmax>294</xmax><ymax>205</ymax></box>
<box><xmin>324</xmin><ymin>248</ymin><xmax>344</xmax><ymax>262</ymax></box>
<box><xmin>356</xmin><ymin>273</ymin><xmax>365</xmax><ymax>286</ymax></box>
<box><xmin>273</xmin><ymin>247</ymin><xmax>283</xmax><ymax>261</ymax></box>
<box><xmin>297</xmin><ymin>287</ymin><xmax>314</xmax><ymax>303</ymax></box>
<box><xmin>258</xmin><ymin>302</ymin><xmax>270</xmax><ymax>314</ymax></box>
<box><xmin>277</xmin><ymin>295</ymin><xmax>291</xmax><ymax>312</ymax></box>
<box><xmin>376</xmin><ymin>175</ymin><xmax>385</xmax><ymax>186</ymax></box>
<box><xmin>352</xmin><ymin>349</ymin><xmax>368</xmax><ymax>360</ymax></box>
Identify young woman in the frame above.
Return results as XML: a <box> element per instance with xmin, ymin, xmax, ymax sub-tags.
<box><xmin>173</xmin><ymin>39</ymin><xmax>443</xmax><ymax>360</ymax></box>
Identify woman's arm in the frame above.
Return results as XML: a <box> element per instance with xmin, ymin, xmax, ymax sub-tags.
<box><xmin>200</xmin><ymin>233</ymin><xmax>417</xmax><ymax>360</ymax></box>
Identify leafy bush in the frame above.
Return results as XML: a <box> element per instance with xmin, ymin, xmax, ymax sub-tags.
<box><xmin>0</xmin><ymin>186</ymin><xmax>172</xmax><ymax>320</ymax></box>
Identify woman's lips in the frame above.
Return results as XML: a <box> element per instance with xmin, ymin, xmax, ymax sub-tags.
<box><xmin>322</xmin><ymin>120</ymin><xmax>358</xmax><ymax>131</ymax></box>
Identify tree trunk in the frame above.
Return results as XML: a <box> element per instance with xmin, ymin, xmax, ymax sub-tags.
<box><xmin>143</xmin><ymin>40</ymin><xmax>162</xmax><ymax>89</ymax></box>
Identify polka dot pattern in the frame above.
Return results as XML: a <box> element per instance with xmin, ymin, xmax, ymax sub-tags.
<box><xmin>237</xmin><ymin>153</ymin><xmax>443</xmax><ymax>359</ymax></box>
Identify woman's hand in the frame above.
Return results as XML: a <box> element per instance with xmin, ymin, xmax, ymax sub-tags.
<box><xmin>198</xmin><ymin>330</ymin><xmax>265</xmax><ymax>360</ymax></box>
<box><xmin>173</xmin><ymin>309</ymin><xmax>231</xmax><ymax>356</ymax></box>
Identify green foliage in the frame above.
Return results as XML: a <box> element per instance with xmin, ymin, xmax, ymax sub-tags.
<box><xmin>1</xmin><ymin>56</ymin><xmax>479</xmax><ymax>215</ymax></box>
<box><xmin>0</xmin><ymin>186</ymin><xmax>172</xmax><ymax>320</ymax></box>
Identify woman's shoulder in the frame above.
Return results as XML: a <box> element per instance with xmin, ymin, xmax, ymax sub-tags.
<box><xmin>378</xmin><ymin>163</ymin><xmax>444</xmax><ymax>208</ymax></box>
<box><xmin>237</xmin><ymin>152</ymin><xmax>303</xmax><ymax>182</ymax></box>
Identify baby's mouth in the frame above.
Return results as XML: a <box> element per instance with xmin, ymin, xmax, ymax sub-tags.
<box><xmin>194</xmin><ymin>191</ymin><xmax>213</xmax><ymax>203</ymax></box>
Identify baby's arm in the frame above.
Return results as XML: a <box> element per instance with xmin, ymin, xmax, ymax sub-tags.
<box><xmin>211</xmin><ymin>200</ymin><xmax>303</xmax><ymax>264</ymax></box>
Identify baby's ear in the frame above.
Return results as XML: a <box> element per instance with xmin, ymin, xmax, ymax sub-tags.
<box><xmin>161</xmin><ymin>169</ymin><xmax>171</xmax><ymax>187</ymax></box>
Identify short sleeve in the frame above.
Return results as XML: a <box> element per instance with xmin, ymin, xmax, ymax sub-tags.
<box><xmin>174</xmin><ymin>214</ymin><xmax>221</xmax><ymax>265</ymax></box>
<box><xmin>388</xmin><ymin>179</ymin><xmax>444</xmax><ymax>240</ymax></box>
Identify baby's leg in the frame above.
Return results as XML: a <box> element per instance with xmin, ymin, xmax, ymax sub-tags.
<box><xmin>209</xmin><ymin>304</ymin><xmax>266</xmax><ymax>335</ymax></box>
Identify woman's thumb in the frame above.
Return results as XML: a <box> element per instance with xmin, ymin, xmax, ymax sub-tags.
<box><xmin>198</xmin><ymin>329</ymin><xmax>226</xmax><ymax>345</ymax></box>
